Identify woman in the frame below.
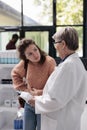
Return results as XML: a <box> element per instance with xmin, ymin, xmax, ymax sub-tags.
<box><xmin>11</xmin><ymin>38</ymin><xmax>56</xmax><ymax>130</ymax></box>
<box><xmin>29</xmin><ymin>27</ymin><xmax>87</xmax><ymax>130</ymax></box>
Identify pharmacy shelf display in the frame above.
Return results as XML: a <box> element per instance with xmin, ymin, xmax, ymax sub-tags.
<box><xmin>0</xmin><ymin>50</ymin><xmax>20</xmax><ymax>130</ymax></box>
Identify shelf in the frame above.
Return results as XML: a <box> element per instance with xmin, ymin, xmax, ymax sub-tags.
<box><xmin>0</xmin><ymin>64</ymin><xmax>16</xmax><ymax>68</ymax></box>
<box><xmin>0</xmin><ymin>106</ymin><xmax>18</xmax><ymax>112</ymax></box>
<box><xmin>0</xmin><ymin>59</ymin><xmax>19</xmax><ymax>130</ymax></box>
<box><xmin>0</xmin><ymin>107</ymin><xmax>18</xmax><ymax>130</ymax></box>
<box><xmin>0</xmin><ymin>84</ymin><xmax>13</xmax><ymax>88</ymax></box>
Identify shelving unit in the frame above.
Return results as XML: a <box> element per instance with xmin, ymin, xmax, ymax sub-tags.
<box><xmin>0</xmin><ymin>64</ymin><xmax>16</xmax><ymax>68</ymax></box>
<box><xmin>0</xmin><ymin>62</ymin><xmax>19</xmax><ymax>130</ymax></box>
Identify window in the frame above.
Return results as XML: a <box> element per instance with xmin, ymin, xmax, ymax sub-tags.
<box><xmin>23</xmin><ymin>0</ymin><xmax>53</xmax><ymax>26</ymax></box>
<box><xmin>25</xmin><ymin>31</ymin><xmax>49</xmax><ymax>54</ymax></box>
<box><xmin>56</xmin><ymin>0</ymin><xmax>83</xmax><ymax>57</ymax></box>
<box><xmin>0</xmin><ymin>0</ymin><xmax>21</xmax><ymax>26</ymax></box>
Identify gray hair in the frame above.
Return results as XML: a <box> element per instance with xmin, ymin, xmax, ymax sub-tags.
<box><xmin>52</xmin><ymin>27</ymin><xmax>79</xmax><ymax>51</ymax></box>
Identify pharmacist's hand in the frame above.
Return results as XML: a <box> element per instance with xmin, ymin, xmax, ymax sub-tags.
<box><xmin>28</xmin><ymin>97</ymin><xmax>35</xmax><ymax>107</ymax></box>
<box><xmin>30</xmin><ymin>88</ymin><xmax>38</xmax><ymax>96</ymax></box>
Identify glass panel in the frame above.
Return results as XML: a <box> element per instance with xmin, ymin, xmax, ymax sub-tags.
<box><xmin>23</xmin><ymin>0</ymin><xmax>53</xmax><ymax>26</ymax></box>
<box><xmin>56</xmin><ymin>0</ymin><xmax>83</xmax><ymax>25</ymax></box>
<box><xmin>25</xmin><ymin>31</ymin><xmax>49</xmax><ymax>54</ymax></box>
<box><xmin>0</xmin><ymin>0</ymin><xmax>21</xmax><ymax>26</ymax></box>
<box><xmin>56</xmin><ymin>26</ymin><xmax>83</xmax><ymax>57</ymax></box>
<box><xmin>0</xmin><ymin>32</ymin><xmax>19</xmax><ymax>50</ymax></box>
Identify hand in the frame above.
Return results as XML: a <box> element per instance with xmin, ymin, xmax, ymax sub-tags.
<box><xmin>30</xmin><ymin>88</ymin><xmax>38</xmax><ymax>96</ymax></box>
<box><xmin>28</xmin><ymin>97</ymin><xmax>35</xmax><ymax>107</ymax></box>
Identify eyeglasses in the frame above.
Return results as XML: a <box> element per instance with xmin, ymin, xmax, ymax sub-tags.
<box><xmin>53</xmin><ymin>40</ymin><xmax>62</xmax><ymax>44</ymax></box>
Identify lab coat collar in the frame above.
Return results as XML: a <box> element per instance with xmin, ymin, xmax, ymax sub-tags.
<box><xmin>61</xmin><ymin>52</ymin><xmax>78</xmax><ymax>62</ymax></box>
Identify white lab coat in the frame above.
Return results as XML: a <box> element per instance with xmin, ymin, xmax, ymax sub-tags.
<box><xmin>35</xmin><ymin>53</ymin><xmax>87</xmax><ymax>130</ymax></box>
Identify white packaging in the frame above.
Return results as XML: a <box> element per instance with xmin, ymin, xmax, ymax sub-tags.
<box><xmin>17</xmin><ymin>108</ymin><xmax>24</xmax><ymax>117</ymax></box>
<box><xmin>12</xmin><ymin>99</ymin><xmax>18</xmax><ymax>107</ymax></box>
<box><xmin>20</xmin><ymin>92</ymin><xmax>33</xmax><ymax>103</ymax></box>
<box><xmin>4</xmin><ymin>100</ymin><xmax>11</xmax><ymax>107</ymax></box>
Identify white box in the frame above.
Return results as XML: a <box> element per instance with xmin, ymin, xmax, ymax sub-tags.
<box><xmin>4</xmin><ymin>100</ymin><xmax>11</xmax><ymax>107</ymax></box>
<box><xmin>12</xmin><ymin>99</ymin><xmax>18</xmax><ymax>107</ymax></box>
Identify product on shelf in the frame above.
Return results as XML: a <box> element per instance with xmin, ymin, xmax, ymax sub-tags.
<box><xmin>0</xmin><ymin>50</ymin><xmax>20</xmax><ymax>64</ymax></box>
<box><xmin>1</xmin><ymin>79</ymin><xmax>12</xmax><ymax>84</ymax></box>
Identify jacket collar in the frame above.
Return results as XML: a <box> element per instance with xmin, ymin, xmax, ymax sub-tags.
<box><xmin>61</xmin><ymin>53</ymin><xmax>78</xmax><ymax>62</ymax></box>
